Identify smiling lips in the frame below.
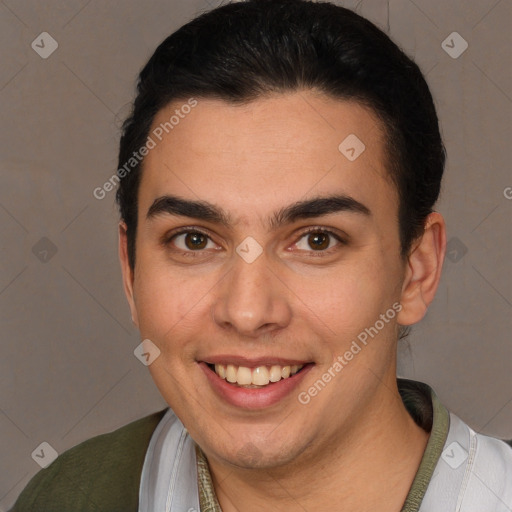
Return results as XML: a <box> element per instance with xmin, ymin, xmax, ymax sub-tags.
<box><xmin>211</xmin><ymin>363</ymin><xmax>305</xmax><ymax>387</ymax></box>
<box><xmin>200</xmin><ymin>359</ymin><xmax>313</xmax><ymax>409</ymax></box>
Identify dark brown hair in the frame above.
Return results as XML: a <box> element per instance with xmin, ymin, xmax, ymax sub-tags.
<box><xmin>116</xmin><ymin>0</ymin><xmax>445</xmax><ymax>270</ymax></box>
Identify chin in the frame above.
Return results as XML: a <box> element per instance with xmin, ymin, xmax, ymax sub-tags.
<box><xmin>204</xmin><ymin>430</ymin><xmax>306</xmax><ymax>471</ymax></box>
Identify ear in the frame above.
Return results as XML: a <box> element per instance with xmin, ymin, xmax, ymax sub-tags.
<box><xmin>118</xmin><ymin>221</ymin><xmax>139</xmax><ymax>328</ymax></box>
<box><xmin>397</xmin><ymin>212</ymin><xmax>446</xmax><ymax>326</ymax></box>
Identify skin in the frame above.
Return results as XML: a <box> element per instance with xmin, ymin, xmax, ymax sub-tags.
<box><xmin>119</xmin><ymin>91</ymin><xmax>446</xmax><ymax>511</ymax></box>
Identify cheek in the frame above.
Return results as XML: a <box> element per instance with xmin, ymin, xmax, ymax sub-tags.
<box><xmin>289</xmin><ymin>257</ymin><xmax>399</xmax><ymax>343</ymax></box>
<box><xmin>132</xmin><ymin>263</ymin><xmax>210</xmax><ymax>342</ymax></box>
<box><xmin>131</xmin><ymin>237</ymin><xmax>402</xmax><ymax>353</ymax></box>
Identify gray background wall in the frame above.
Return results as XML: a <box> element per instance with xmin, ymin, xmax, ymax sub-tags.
<box><xmin>0</xmin><ymin>0</ymin><xmax>510</xmax><ymax>508</ymax></box>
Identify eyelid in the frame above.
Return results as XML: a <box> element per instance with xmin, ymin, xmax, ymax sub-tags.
<box><xmin>295</xmin><ymin>225</ymin><xmax>347</xmax><ymax>241</ymax></box>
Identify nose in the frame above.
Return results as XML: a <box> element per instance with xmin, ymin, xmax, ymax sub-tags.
<box><xmin>211</xmin><ymin>250</ymin><xmax>292</xmax><ymax>338</ymax></box>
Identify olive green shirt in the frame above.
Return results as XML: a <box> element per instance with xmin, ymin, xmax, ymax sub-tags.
<box><xmin>11</xmin><ymin>379</ymin><xmax>449</xmax><ymax>511</ymax></box>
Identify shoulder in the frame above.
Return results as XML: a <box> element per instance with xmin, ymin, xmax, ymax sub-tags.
<box><xmin>10</xmin><ymin>409</ymin><xmax>167</xmax><ymax>512</ymax></box>
<box><xmin>467</xmin><ymin>424</ymin><xmax>512</xmax><ymax>504</ymax></box>
<box><xmin>422</xmin><ymin>412</ymin><xmax>512</xmax><ymax>511</ymax></box>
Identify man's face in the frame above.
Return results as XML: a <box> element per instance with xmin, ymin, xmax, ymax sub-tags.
<box><xmin>123</xmin><ymin>92</ymin><xmax>409</xmax><ymax>469</ymax></box>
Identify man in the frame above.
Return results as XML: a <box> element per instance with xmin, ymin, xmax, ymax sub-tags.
<box><xmin>11</xmin><ymin>0</ymin><xmax>512</xmax><ymax>510</ymax></box>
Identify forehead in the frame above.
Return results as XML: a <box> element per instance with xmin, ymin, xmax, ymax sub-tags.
<box><xmin>138</xmin><ymin>92</ymin><xmax>397</xmax><ymax>225</ymax></box>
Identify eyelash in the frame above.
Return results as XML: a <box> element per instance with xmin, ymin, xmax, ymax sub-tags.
<box><xmin>163</xmin><ymin>226</ymin><xmax>347</xmax><ymax>257</ymax></box>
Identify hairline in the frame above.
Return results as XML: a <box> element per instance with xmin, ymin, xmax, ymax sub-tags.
<box><xmin>122</xmin><ymin>90</ymin><xmax>413</xmax><ymax>270</ymax></box>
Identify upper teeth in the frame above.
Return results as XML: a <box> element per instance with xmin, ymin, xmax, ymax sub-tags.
<box><xmin>214</xmin><ymin>363</ymin><xmax>304</xmax><ymax>387</ymax></box>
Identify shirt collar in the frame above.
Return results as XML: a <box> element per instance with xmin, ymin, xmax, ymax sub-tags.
<box><xmin>196</xmin><ymin>378</ymin><xmax>450</xmax><ymax>512</ymax></box>
<box><xmin>140</xmin><ymin>379</ymin><xmax>449</xmax><ymax>512</ymax></box>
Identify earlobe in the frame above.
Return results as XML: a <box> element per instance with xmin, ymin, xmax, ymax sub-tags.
<box><xmin>118</xmin><ymin>221</ymin><xmax>139</xmax><ymax>328</ymax></box>
<box><xmin>397</xmin><ymin>212</ymin><xmax>446</xmax><ymax>326</ymax></box>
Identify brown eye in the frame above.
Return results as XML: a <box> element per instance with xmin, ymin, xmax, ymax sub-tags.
<box><xmin>169</xmin><ymin>231</ymin><xmax>216</xmax><ymax>252</ymax></box>
<box><xmin>184</xmin><ymin>232</ymin><xmax>208</xmax><ymax>250</ymax></box>
<box><xmin>294</xmin><ymin>229</ymin><xmax>343</xmax><ymax>253</ymax></box>
<box><xmin>307</xmin><ymin>232</ymin><xmax>330</xmax><ymax>250</ymax></box>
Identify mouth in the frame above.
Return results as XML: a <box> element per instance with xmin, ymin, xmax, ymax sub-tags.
<box><xmin>206</xmin><ymin>362</ymin><xmax>306</xmax><ymax>388</ymax></box>
<box><xmin>199</xmin><ymin>358</ymin><xmax>314</xmax><ymax>409</ymax></box>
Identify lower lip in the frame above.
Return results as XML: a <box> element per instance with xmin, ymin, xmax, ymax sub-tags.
<box><xmin>199</xmin><ymin>362</ymin><xmax>314</xmax><ymax>410</ymax></box>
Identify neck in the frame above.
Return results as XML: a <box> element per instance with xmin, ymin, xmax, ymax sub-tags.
<box><xmin>207</xmin><ymin>376</ymin><xmax>430</xmax><ymax>512</ymax></box>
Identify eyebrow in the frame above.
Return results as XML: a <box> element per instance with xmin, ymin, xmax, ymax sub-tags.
<box><xmin>146</xmin><ymin>194</ymin><xmax>371</xmax><ymax>230</ymax></box>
